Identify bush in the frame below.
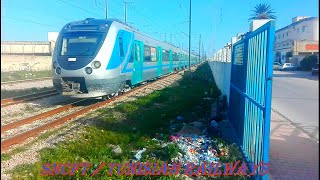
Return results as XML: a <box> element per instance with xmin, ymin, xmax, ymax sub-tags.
<box><xmin>300</xmin><ymin>55</ymin><xmax>318</xmax><ymax>71</ymax></box>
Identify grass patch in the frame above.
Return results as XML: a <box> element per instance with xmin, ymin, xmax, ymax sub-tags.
<box><xmin>1</xmin><ymin>70</ymin><xmax>51</xmax><ymax>82</ymax></box>
<box><xmin>1</xmin><ymin>153</ymin><xmax>11</xmax><ymax>161</ymax></box>
<box><xmin>8</xmin><ymin>63</ymin><xmax>245</xmax><ymax>179</ymax></box>
<box><xmin>1</xmin><ymin>123</ymin><xmax>71</xmax><ymax>162</ymax></box>
<box><xmin>1</xmin><ymin>87</ymin><xmax>55</xmax><ymax>99</ymax></box>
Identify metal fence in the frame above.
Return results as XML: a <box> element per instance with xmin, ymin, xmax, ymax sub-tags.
<box><xmin>228</xmin><ymin>21</ymin><xmax>275</xmax><ymax>179</ymax></box>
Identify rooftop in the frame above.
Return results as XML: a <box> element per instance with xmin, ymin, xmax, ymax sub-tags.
<box><xmin>276</xmin><ymin>17</ymin><xmax>318</xmax><ymax>33</ymax></box>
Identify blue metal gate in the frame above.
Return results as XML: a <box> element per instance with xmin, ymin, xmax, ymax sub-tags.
<box><xmin>228</xmin><ymin>21</ymin><xmax>275</xmax><ymax>179</ymax></box>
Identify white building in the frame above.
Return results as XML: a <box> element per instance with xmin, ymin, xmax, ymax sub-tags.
<box><xmin>274</xmin><ymin>16</ymin><xmax>319</xmax><ymax>65</ymax></box>
<box><xmin>47</xmin><ymin>32</ymin><xmax>59</xmax><ymax>42</ymax></box>
<box><xmin>47</xmin><ymin>32</ymin><xmax>59</xmax><ymax>53</ymax></box>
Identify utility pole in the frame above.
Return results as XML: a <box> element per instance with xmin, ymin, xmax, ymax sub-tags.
<box><xmin>105</xmin><ymin>0</ymin><xmax>108</xmax><ymax>19</ymax></box>
<box><xmin>199</xmin><ymin>34</ymin><xmax>201</xmax><ymax>63</ymax></box>
<box><xmin>201</xmin><ymin>42</ymin><xmax>204</xmax><ymax>61</ymax></box>
<box><xmin>123</xmin><ymin>1</ymin><xmax>134</xmax><ymax>23</ymax></box>
<box><xmin>188</xmin><ymin>0</ymin><xmax>191</xmax><ymax>70</ymax></box>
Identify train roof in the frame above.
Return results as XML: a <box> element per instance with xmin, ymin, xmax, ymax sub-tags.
<box><xmin>62</xmin><ymin>18</ymin><xmax>197</xmax><ymax>56</ymax></box>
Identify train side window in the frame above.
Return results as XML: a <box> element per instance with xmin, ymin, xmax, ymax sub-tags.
<box><xmin>129</xmin><ymin>49</ymin><xmax>133</xmax><ymax>62</ymax></box>
<box><xmin>119</xmin><ymin>37</ymin><xmax>124</xmax><ymax>57</ymax></box>
<box><xmin>162</xmin><ymin>50</ymin><xmax>169</xmax><ymax>62</ymax></box>
<box><xmin>135</xmin><ymin>44</ymin><xmax>140</xmax><ymax>61</ymax></box>
<box><xmin>173</xmin><ymin>53</ymin><xmax>179</xmax><ymax>61</ymax></box>
<box><xmin>144</xmin><ymin>45</ymin><xmax>151</xmax><ymax>62</ymax></box>
<box><xmin>150</xmin><ymin>47</ymin><xmax>156</xmax><ymax>62</ymax></box>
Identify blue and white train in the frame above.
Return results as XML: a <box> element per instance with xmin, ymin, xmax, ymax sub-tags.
<box><xmin>52</xmin><ymin>18</ymin><xmax>201</xmax><ymax>98</ymax></box>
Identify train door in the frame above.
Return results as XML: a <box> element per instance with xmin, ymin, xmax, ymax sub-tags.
<box><xmin>132</xmin><ymin>40</ymin><xmax>143</xmax><ymax>85</ymax></box>
<box><xmin>169</xmin><ymin>50</ymin><xmax>173</xmax><ymax>73</ymax></box>
<box><xmin>156</xmin><ymin>47</ymin><xmax>162</xmax><ymax>76</ymax></box>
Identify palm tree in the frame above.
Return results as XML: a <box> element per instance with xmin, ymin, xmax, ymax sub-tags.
<box><xmin>249</xmin><ymin>3</ymin><xmax>276</xmax><ymax>21</ymax></box>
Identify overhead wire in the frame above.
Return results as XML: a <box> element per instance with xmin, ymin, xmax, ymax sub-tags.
<box><xmin>3</xmin><ymin>16</ymin><xmax>61</xmax><ymax>28</ymax></box>
<box><xmin>56</xmin><ymin>0</ymin><xmax>102</xmax><ymax>18</ymax></box>
<box><xmin>2</xmin><ymin>5</ymin><xmax>75</xmax><ymax>24</ymax></box>
<box><xmin>122</xmin><ymin>1</ymin><xmax>189</xmax><ymax>38</ymax></box>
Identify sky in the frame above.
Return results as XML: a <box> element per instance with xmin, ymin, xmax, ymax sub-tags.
<box><xmin>1</xmin><ymin>0</ymin><xmax>319</xmax><ymax>57</ymax></box>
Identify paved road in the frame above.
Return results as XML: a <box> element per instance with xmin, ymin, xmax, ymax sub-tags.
<box><xmin>272</xmin><ymin>70</ymin><xmax>319</xmax><ymax>140</ymax></box>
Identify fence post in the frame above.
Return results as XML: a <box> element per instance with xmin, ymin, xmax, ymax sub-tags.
<box><xmin>262</xmin><ymin>21</ymin><xmax>275</xmax><ymax>180</ymax></box>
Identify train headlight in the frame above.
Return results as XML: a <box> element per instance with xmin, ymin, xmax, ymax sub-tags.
<box><xmin>85</xmin><ymin>67</ymin><xmax>93</xmax><ymax>74</ymax></box>
<box><xmin>92</xmin><ymin>61</ymin><xmax>101</xmax><ymax>69</ymax></box>
<box><xmin>56</xmin><ymin>67</ymin><xmax>61</xmax><ymax>74</ymax></box>
<box><xmin>53</xmin><ymin>61</ymin><xmax>58</xmax><ymax>69</ymax></box>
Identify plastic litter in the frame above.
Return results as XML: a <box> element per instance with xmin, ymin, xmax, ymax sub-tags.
<box><xmin>210</xmin><ymin>120</ymin><xmax>218</xmax><ymax>128</ymax></box>
<box><xmin>172</xmin><ymin>134</ymin><xmax>220</xmax><ymax>166</ymax></box>
<box><xmin>169</xmin><ymin>135</ymin><xmax>180</xmax><ymax>142</ymax></box>
<box><xmin>176</xmin><ymin>116</ymin><xmax>184</xmax><ymax>121</ymax></box>
<box><xmin>134</xmin><ymin>148</ymin><xmax>147</xmax><ymax>160</ymax></box>
<box><xmin>107</xmin><ymin>144</ymin><xmax>122</xmax><ymax>155</ymax></box>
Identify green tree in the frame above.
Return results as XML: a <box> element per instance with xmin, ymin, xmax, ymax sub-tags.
<box><xmin>286</xmin><ymin>51</ymin><xmax>293</xmax><ymax>60</ymax></box>
<box><xmin>300</xmin><ymin>55</ymin><xmax>318</xmax><ymax>71</ymax></box>
<box><xmin>249</xmin><ymin>3</ymin><xmax>277</xmax><ymax>21</ymax></box>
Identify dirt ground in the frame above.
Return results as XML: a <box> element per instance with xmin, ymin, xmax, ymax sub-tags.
<box><xmin>1</xmin><ymin>55</ymin><xmax>52</xmax><ymax>72</ymax></box>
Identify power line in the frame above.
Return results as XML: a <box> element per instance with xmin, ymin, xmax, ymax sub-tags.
<box><xmin>108</xmin><ymin>0</ymin><xmax>190</xmax><ymax>47</ymax></box>
<box><xmin>3</xmin><ymin>16</ymin><xmax>61</xmax><ymax>28</ymax></box>
<box><xmin>2</xmin><ymin>5</ymin><xmax>74</xmax><ymax>24</ymax></box>
<box><xmin>94</xmin><ymin>0</ymin><xmax>108</xmax><ymax>19</ymax></box>
<box><xmin>126</xmin><ymin>2</ymin><xmax>189</xmax><ymax>37</ymax></box>
<box><xmin>127</xmin><ymin>4</ymin><xmax>170</xmax><ymax>33</ymax></box>
<box><xmin>57</xmin><ymin>0</ymin><xmax>102</xmax><ymax>18</ymax></box>
<box><xmin>179</xmin><ymin>0</ymin><xmax>188</xmax><ymax>19</ymax></box>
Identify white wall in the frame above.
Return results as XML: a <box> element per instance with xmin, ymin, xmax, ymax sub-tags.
<box><xmin>208</xmin><ymin>61</ymin><xmax>231</xmax><ymax>103</ymax></box>
<box><xmin>1</xmin><ymin>41</ymin><xmax>51</xmax><ymax>54</ymax></box>
<box><xmin>48</xmin><ymin>32</ymin><xmax>59</xmax><ymax>42</ymax></box>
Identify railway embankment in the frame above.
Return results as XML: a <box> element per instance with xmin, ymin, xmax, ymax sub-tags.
<box><xmin>1</xmin><ymin>63</ymin><xmax>247</xmax><ymax>179</ymax></box>
<box><xmin>1</xmin><ymin>70</ymin><xmax>53</xmax><ymax>99</ymax></box>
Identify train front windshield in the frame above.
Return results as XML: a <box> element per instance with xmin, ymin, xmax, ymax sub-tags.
<box><xmin>58</xmin><ymin>32</ymin><xmax>104</xmax><ymax>57</ymax></box>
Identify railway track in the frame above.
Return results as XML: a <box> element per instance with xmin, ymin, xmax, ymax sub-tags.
<box><xmin>1</xmin><ymin>71</ymin><xmax>184</xmax><ymax>152</ymax></box>
<box><xmin>1</xmin><ymin>89</ymin><xmax>59</xmax><ymax>108</ymax></box>
<box><xmin>1</xmin><ymin>77</ymin><xmax>51</xmax><ymax>85</ymax></box>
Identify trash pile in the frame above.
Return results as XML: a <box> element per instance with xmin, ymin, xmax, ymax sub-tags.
<box><xmin>170</xmin><ymin>134</ymin><xmax>219</xmax><ymax>165</ymax></box>
<box><xmin>167</xmin><ymin>114</ymin><xmax>221</xmax><ymax>166</ymax></box>
<box><xmin>131</xmin><ymin>95</ymin><xmax>229</xmax><ymax>166</ymax></box>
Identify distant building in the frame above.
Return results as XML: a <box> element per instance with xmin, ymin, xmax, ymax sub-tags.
<box><xmin>274</xmin><ymin>16</ymin><xmax>319</xmax><ymax>65</ymax></box>
<box><xmin>48</xmin><ymin>32</ymin><xmax>59</xmax><ymax>42</ymax></box>
<box><xmin>48</xmin><ymin>32</ymin><xmax>59</xmax><ymax>53</ymax></box>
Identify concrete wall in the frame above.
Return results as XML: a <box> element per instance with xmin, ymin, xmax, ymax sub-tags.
<box><xmin>1</xmin><ymin>55</ymin><xmax>52</xmax><ymax>72</ymax></box>
<box><xmin>250</xmin><ymin>19</ymin><xmax>271</xmax><ymax>32</ymax></box>
<box><xmin>208</xmin><ymin>61</ymin><xmax>232</xmax><ymax>103</ymax></box>
<box><xmin>1</xmin><ymin>41</ymin><xmax>55</xmax><ymax>55</ymax></box>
